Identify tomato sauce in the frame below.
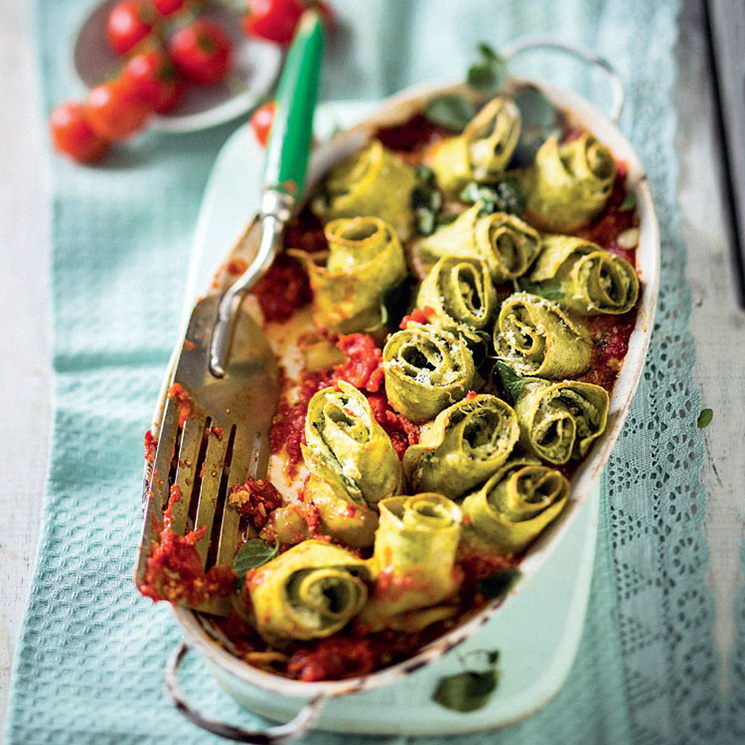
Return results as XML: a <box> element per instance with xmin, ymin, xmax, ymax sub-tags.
<box><xmin>229</xmin><ymin>478</ymin><xmax>284</xmax><ymax>531</ymax></box>
<box><xmin>138</xmin><ymin>485</ymin><xmax>236</xmax><ymax>605</ymax></box>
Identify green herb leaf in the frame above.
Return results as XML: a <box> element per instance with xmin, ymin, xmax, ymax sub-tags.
<box><xmin>513</xmin><ymin>86</ymin><xmax>557</xmax><ymax>130</ymax></box>
<box><xmin>232</xmin><ymin>539</ymin><xmax>279</xmax><ymax>584</ymax></box>
<box><xmin>492</xmin><ymin>361</ymin><xmax>525</xmax><ymax>404</ymax></box>
<box><xmin>424</xmin><ymin>95</ymin><xmax>477</xmax><ymax>132</ymax></box>
<box><xmin>433</xmin><ymin>651</ymin><xmax>500</xmax><ymax>712</ymax></box>
<box><xmin>414</xmin><ymin>164</ymin><xmax>437</xmax><ymax>186</ymax></box>
<box><xmin>508</xmin><ymin>86</ymin><xmax>559</xmax><ymax>168</ymax></box>
<box><xmin>620</xmin><ymin>191</ymin><xmax>637</xmax><ymax>211</ymax></box>
<box><xmin>415</xmin><ymin>209</ymin><xmax>437</xmax><ymax>236</ymax></box>
<box><xmin>516</xmin><ymin>277</ymin><xmax>565</xmax><ymax>302</ymax></box>
<box><xmin>477</xmin><ymin>568</ymin><xmax>522</xmax><ymax>599</ymax></box>
<box><xmin>460</xmin><ymin>178</ymin><xmax>526</xmax><ymax>217</ymax></box>
<box><xmin>697</xmin><ymin>408</ymin><xmax>714</xmax><ymax>428</ymax></box>
<box><xmin>379</xmin><ymin>274</ymin><xmax>414</xmax><ymax>329</ymax></box>
<box><xmin>467</xmin><ymin>43</ymin><xmax>508</xmax><ymax>96</ymax></box>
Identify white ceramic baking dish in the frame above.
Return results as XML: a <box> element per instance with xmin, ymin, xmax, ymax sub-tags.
<box><xmin>145</xmin><ymin>38</ymin><xmax>659</xmax><ymax>743</ymax></box>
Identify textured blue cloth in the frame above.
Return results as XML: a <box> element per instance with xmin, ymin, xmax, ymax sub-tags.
<box><xmin>6</xmin><ymin>0</ymin><xmax>737</xmax><ymax>743</ymax></box>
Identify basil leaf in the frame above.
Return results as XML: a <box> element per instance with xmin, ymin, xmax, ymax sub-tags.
<box><xmin>513</xmin><ymin>86</ymin><xmax>557</xmax><ymax>130</ymax></box>
<box><xmin>379</xmin><ymin>274</ymin><xmax>414</xmax><ymax>329</ymax></box>
<box><xmin>415</xmin><ymin>209</ymin><xmax>436</xmax><ymax>236</ymax></box>
<box><xmin>433</xmin><ymin>651</ymin><xmax>501</xmax><ymax>712</ymax></box>
<box><xmin>424</xmin><ymin>95</ymin><xmax>477</xmax><ymax>132</ymax></box>
<box><xmin>467</xmin><ymin>43</ymin><xmax>508</xmax><ymax>96</ymax></box>
<box><xmin>620</xmin><ymin>191</ymin><xmax>637</xmax><ymax>211</ymax></box>
<box><xmin>477</xmin><ymin>43</ymin><xmax>501</xmax><ymax>63</ymax></box>
<box><xmin>508</xmin><ymin>87</ymin><xmax>559</xmax><ymax>168</ymax></box>
<box><xmin>492</xmin><ymin>361</ymin><xmax>525</xmax><ymax>404</ymax></box>
<box><xmin>516</xmin><ymin>277</ymin><xmax>565</xmax><ymax>302</ymax></box>
<box><xmin>232</xmin><ymin>539</ymin><xmax>279</xmax><ymax>584</ymax></box>
<box><xmin>477</xmin><ymin>568</ymin><xmax>522</xmax><ymax>599</ymax></box>
<box><xmin>460</xmin><ymin>178</ymin><xmax>526</xmax><ymax>217</ymax></box>
<box><xmin>697</xmin><ymin>408</ymin><xmax>713</xmax><ymax>428</ymax></box>
<box><xmin>414</xmin><ymin>164</ymin><xmax>437</xmax><ymax>187</ymax></box>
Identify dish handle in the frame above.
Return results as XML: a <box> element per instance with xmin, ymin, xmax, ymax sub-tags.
<box><xmin>165</xmin><ymin>643</ymin><xmax>327</xmax><ymax>744</ymax></box>
<box><xmin>501</xmin><ymin>35</ymin><xmax>625</xmax><ymax>123</ymax></box>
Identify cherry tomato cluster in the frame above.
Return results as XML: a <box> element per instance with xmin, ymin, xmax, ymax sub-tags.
<box><xmin>50</xmin><ymin>0</ymin><xmax>333</xmax><ymax>163</ymax></box>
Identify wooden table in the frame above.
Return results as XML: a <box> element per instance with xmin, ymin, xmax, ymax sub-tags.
<box><xmin>1</xmin><ymin>0</ymin><xmax>741</xmax><ymax>731</ymax></box>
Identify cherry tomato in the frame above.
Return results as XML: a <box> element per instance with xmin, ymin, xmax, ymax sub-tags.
<box><xmin>85</xmin><ymin>79</ymin><xmax>152</xmax><ymax>141</ymax></box>
<box><xmin>242</xmin><ymin>0</ymin><xmax>333</xmax><ymax>44</ymax></box>
<box><xmin>122</xmin><ymin>49</ymin><xmax>184</xmax><ymax>113</ymax></box>
<box><xmin>49</xmin><ymin>102</ymin><xmax>110</xmax><ymax>163</ymax></box>
<box><xmin>169</xmin><ymin>19</ymin><xmax>233</xmax><ymax>85</ymax></box>
<box><xmin>250</xmin><ymin>100</ymin><xmax>276</xmax><ymax>146</ymax></box>
<box><xmin>106</xmin><ymin>0</ymin><xmax>156</xmax><ymax>56</ymax></box>
<box><xmin>153</xmin><ymin>0</ymin><xmax>186</xmax><ymax>16</ymax></box>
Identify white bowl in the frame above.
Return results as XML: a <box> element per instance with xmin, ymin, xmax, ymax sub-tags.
<box><xmin>71</xmin><ymin>0</ymin><xmax>282</xmax><ymax>133</ymax></box>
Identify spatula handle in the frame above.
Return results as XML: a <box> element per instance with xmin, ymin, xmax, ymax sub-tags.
<box><xmin>263</xmin><ymin>10</ymin><xmax>324</xmax><ymax>198</ymax></box>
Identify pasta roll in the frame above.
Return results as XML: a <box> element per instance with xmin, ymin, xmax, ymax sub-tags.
<box><xmin>361</xmin><ymin>494</ymin><xmax>462</xmax><ymax>631</ymax></box>
<box><xmin>382</xmin><ymin>324</ymin><xmax>476</xmax><ymax>422</ymax></box>
<box><xmin>417</xmin><ymin>205</ymin><xmax>540</xmax><ymax>283</ymax></box>
<box><xmin>312</xmin><ymin>139</ymin><xmax>417</xmax><ymax>239</ymax></box>
<box><xmin>493</xmin><ymin>291</ymin><xmax>592</xmax><ymax>378</ymax></box>
<box><xmin>521</xmin><ymin>133</ymin><xmax>616</xmax><ymax>232</ymax></box>
<box><xmin>524</xmin><ymin>234</ymin><xmax>639</xmax><ymax>315</ymax></box>
<box><xmin>403</xmin><ymin>394</ymin><xmax>519</xmax><ymax>498</ymax></box>
<box><xmin>461</xmin><ymin>459</ymin><xmax>570</xmax><ymax>554</ymax></box>
<box><xmin>511</xmin><ymin>376</ymin><xmax>610</xmax><ymax>464</ymax></box>
<box><xmin>247</xmin><ymin>541</ymin><xmax>370</xmax><ymax>643</ymax></box>
<box><xmin>416</xmin><ymin>255</ymin><xmax>497</xmax><ymax>331</ymax></box>
<box><xmin>429</xmin><ymin>96</ymin><xmax>521</xmax><ymax>194</ymax></box>
<box><xmin>290</xmin><ymin>216</ymin><xmax>407</xmax><ymax>334</ymax></box>
<box><xmin>303</xmin><ymin>381</ymin><xmax>402</xmax><ymax>506</ymax></box>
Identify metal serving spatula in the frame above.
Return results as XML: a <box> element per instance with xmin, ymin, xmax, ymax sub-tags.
<box><xmin>136</xmin><ymin>10</ymin><xmax>324</xmax><ymax>617</ymax></box>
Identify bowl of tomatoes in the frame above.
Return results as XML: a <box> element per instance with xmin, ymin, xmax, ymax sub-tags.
<box><xmin>69</xmin><ymin>0</ymin><xmax>283</xmax><ymax>137</ymax></box>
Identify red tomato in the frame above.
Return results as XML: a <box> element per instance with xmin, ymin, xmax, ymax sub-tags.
<box><xmin>242</xmin><ymin>0</ymin><xmax>333</xmax><ymax>44</ymax></box>
<box><xmin>49</xmin><ymin>102</ymin><xmax>110</xmax><ymax>163</ymax></box>
<box><xmin>250</xmin><ymin>100</ymin><xmax>276</xmax><ymax>146</ymax></box>
<box><xmin>106</xmin><ymin>0</ymin><xmax>155</xmax><ymax>56</ymax></box>
<box><xmin>85</xmin><ymin>79</ymin><xmax>152</xmax><ymax>141</ymax></box>
<box><xmin>169</xmin><ymin>19</ymin><xmax>233</xmax><ymax>85</ymax></box>
<box><xmin>122</xmin><ymin>49</ymin><xmax>184</xmax><ymax>113</ymax></box>
<box><xmin>153</xmin><ymin>0</ymin><xmax>186</xmax><ymax>16</ymax></box>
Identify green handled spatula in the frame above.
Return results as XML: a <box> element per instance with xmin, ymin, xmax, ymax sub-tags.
<box><xmin>136</xmin><ymin>11</ymin><xmax>324</xmax><ymax>616</ymax></box>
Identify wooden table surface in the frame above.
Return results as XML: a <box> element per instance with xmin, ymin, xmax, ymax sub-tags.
<box><xmin>1</xmin><ymin>0</ymin><xmax>742</xmax><ymax>734</ymax></box>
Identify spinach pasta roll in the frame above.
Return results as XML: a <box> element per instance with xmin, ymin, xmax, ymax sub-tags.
<box><xmin>246</xmin><ymin>541</ymin><xmax>370</xmax><ymax>643</ymax></box>
<box><xmin>312</xmin><ymin>139</ymin><xmax>417</xmax><ymax>239</ymax></box>
<box><xmin>497</xmin><ymin>367</ymin><xmax>609</xmax><ymax>464</ymax></box>
<box><xmin>403</xmin><ymin>394</ymin><xmax>519</xmax><ymax>499</ymax></box>
<box><xmin>303</xmin><ymin>381</ymin><xmax>402</xmax><ymax>506</ymax></box>
<box><xmin>361</xmin><ymin>494</ymin><xmax>463</xmax><ymax>631</ymax></box>
<box><xmin>429</xmin><ymin>96</ymin><xmax>521</xmax><ymax>195</ymax></box>
<box><xmin>523</xmin><ymin>235</ymin><xmax>639</xmax><ymax>315</ymax></box>
<box><xmin>461</xmin><ymin>459</ymin><xmax>570</xmax><ymax>555</ymax></box>
<box><xmin>290</xmin><ymin>216</ymin><xmax>407</xmax><ymax>334</ymax></box>
<box><xmin>304</xmin><ymin>474</ymin><xmax>379</xmax><ymax>549</ymax></box>
<box><xmin>493</xmin><ymin>292</ymin><xmax>592</xmax><ymax>378</ymax></box>
<box><xmin>416</xmin><ymin>255</ymin><xmax>497</xmax><ymax>331</ymax></box>
<box><xmin>521</xmin><ymin>133</ymin><xmax>616</xmax><ymax>232</ymax></box>
<box><xmin>382</xmin><ymin>324</ymin><xmax>476</xmax><ymax>422</ymax></box>
<box><xmin>416</xmin><ymin>205</ymin><xmax>541</xmax><ymax>283</ymax></box>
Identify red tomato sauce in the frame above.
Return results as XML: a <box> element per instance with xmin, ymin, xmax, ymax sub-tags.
<box><xmin>138</xmin><ymin>485</ymin><xmax>236</xmax><ymax>605</ymax></box>
<box><xmin>229</xmin><ymin>478</ymin><xmax>284</xmax><ymax>531</ymax></box>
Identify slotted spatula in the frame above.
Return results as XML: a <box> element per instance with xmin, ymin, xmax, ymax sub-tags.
<box><xmin>136</xmin><ymin>10</ymin><xmax>324</xmax><ymax>617</ymax></box>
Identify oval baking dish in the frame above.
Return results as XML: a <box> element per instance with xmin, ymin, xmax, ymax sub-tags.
<box><xmin>144</xmin><ymin>41</ymin><xmax>660</xmax><ymax>742</ymax></box>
